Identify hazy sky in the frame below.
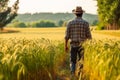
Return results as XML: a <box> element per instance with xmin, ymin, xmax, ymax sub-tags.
<box><xmin>9</xmin><ymin>0</ymin><xmax>97</xmax><ymax>14</ymax></box>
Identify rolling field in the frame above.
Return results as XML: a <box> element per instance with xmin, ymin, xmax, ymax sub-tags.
<box><xmin>0</xmin><ymin>27</ymin><xmax>120</xmax><ymax>80</ymax></box>
<box><xmin>0</xmin><ymin>27</ymin><xmax>120</xmax><ymax>40</ymax></box>
<box><xmin>0</xmin><ymin>28</ymin><xmax>65</xmax><ymax>40</ymax></box>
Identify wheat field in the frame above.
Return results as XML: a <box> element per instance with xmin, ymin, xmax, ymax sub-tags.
<box><xmin>1</xmin><ymin>27</ymin><xmax>120</xmax><ymax>40</ymax></box>
<box><xmin>0</xmin><ymin>27</ymin><xmax>120</xmax><ymax>80</ymax></box>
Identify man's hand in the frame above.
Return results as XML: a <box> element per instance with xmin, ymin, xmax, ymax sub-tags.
<box><xmin>65</xmin><ymin>46</ymin><xmax>69</xmax><ymax>53</ymax></box>
<box><xmin>65</xmin><ymin>39</ymin><xmax>69</xmax><ymax>53</ymax></box>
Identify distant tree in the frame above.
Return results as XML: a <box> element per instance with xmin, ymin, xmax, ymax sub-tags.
<box><xmin>92</xmin><ymin>20</ymin><xmax>98</xmax><ymax>26</ymax></box>
<box><xmin>0</xmin><ymin>0</ymin><xmax>19</xmax><ymax>30</ymax></box>
<box><xmin>26</xmin><ymin>22</ymin><xmax>31</xmax><ymax>28</ymax></box>
<box><xmin>97</xmin><ymin>0</ymin><xmax>120</xmax><ymax>30</ymax></box>
<box><xmin>45</xmin><ymin>21</ymin><xmax>56</xmax><ymax>27</ymax></box>
<box><xmin>35</xmin><ymin>21</ymin><xmax>57</xmax><ymax>27</ymax></box>
<box><xmin>14</xmin><ymin>22</ymin><xmax>27</xmax><ymax>28</ymax></box>
<box><xmin>31</xmin><ymin>22</ymin><xmax>37</xmax><ymax>27</ymax></box>
<box><xmin>58</xmin><ymin>20</ymin><xmax>64</xmax><ymax>26</ymax></box>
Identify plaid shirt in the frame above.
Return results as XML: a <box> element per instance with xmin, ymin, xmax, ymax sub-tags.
<box><xmin>65</xmin><ymin>17</ymin><xmax>92</xmax><ymax>46</ymax></box>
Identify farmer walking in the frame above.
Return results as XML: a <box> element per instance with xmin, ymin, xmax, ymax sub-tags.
<box><xmin>65</xmin><ymin>6</ymin><xmax>92</xmax><ymax>77</ymax></box>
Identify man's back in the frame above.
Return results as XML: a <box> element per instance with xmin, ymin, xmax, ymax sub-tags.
<box><xmin>65</xmin><ymin>17</ymin><xmax>92</xmax><ymax>46</ymax></box>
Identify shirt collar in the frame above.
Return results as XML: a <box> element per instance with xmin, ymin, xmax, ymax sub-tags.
<box><xmin>75</xmin><ymin>17</ymin><xmax>82</xmax><ymax>19</ymax></box>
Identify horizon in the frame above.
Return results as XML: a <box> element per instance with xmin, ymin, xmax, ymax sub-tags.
<box><xmin>9</xmin><ymin>0</ymin><xmax>98</xmax><ymax>14</ymax></box>
<box><xmin>17</xmin><ymin>12</ymin><xmax>97</xmax><ymax>15</ymax></box>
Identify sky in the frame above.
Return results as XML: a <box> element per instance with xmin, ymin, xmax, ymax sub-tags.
<box><xmin>9</xmin><ymin>0</ymin><xmax>97</xmax><ymax>14</ymax></box>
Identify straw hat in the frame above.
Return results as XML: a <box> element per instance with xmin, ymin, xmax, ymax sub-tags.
<box><xmin>72</xmin><ymin>6</ymin><xmax>85</xmax><ymax>14</ymax></box>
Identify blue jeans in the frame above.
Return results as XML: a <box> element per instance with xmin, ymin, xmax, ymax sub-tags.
<box><xmin>70</xmin><ymin>46</ymin><xmax>84</xmax><ymax>73</ymax></box>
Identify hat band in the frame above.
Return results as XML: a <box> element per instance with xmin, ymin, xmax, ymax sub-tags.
<box><xmin>76</xmin><ymin>10</ymin><xmax>83</xmax><ymax>12</ymax></box>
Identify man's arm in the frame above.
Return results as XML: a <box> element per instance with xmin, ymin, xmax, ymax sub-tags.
<box><xmin>65</xmin><ymin>39</ymin><xmax>69</xmax><ymax>52</ymax></box>
<box><xmin>86</xmin><ymin>23</ymin><xmax>92</xmax><ymax>39</ymax></box>
<box><xmin>64</xmin><ymin>23</ymin><xmax>70</xmax><ymax>52</ymax></box>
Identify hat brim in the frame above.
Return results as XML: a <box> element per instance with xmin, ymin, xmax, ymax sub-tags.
<box><xmin>72</xmin><ymin>9</ymin><xmax>85</xmax><ymax>14</ymax></box>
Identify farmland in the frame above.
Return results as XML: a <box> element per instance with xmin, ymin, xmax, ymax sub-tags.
<box><xmin>0</xmin><ymin>27</ymin><xmax>120</xmax><ymax>80</ymax></box>
<box><xmin>0</xmin><ymin>27</ymin><xmax>120</xmax><ymax>40</ymax></box>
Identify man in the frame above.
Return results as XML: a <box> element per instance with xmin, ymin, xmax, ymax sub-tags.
<box><xmin>65</xmin><ymin>6</ymin><xmax>92</xmax><ymax>75</ymax></box>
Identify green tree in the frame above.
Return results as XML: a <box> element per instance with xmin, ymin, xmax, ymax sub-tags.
<box><xmin>33</xmin><ymin>20</ymin><xmax>57</xmax><ymax>27</ymax></box>
<box><xmin>13</xmin><ymin>22</ymin><xmax>27</xmax><ymax>28</ymax></box>
<box><xmin>92</xmin><ymin>20</ymin><xmax>98</xmax><ymax>26</ymax></box>
<box><xmin>0</xmin><ymin>0</ymin><xmax>19</xmax><ymax>30</ymax></box>
<box><xmin>58</xmin><ymin>20</ymin><xmax>64</xmax><ymax>26</ymax></box>
<box><xmin>97</xmin><ymin>0</ymin><xmax>120</xmax><ymax>30</ymax></box>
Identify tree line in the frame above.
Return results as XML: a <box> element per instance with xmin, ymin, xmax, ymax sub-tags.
<box><xmin>7</xmin><ymin>20</ymin><xmax>66</xmax><ymax>28</ymax></box>
<box><xmin>15</xmin><ymin>13</ymin><xmax>98</xmax><ymax>26</ymax></box>
<box><xmin>7</xmin><ymin>13</ymin><xmax>98</xmax><ymax>28</ymax></box>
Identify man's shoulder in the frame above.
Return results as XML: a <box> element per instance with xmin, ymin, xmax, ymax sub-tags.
<box><xmin>68</xmin><ymin>18</ymin><xmax>89</xmax><ymax>25</ymax></box>
<box><xmin>68</xmin><ymin>19</ymin><xmax>78</xmax><ymax>24</ymax></box>
<box><xmin>81</xmin><ymin>19</ymin><xmax>89</xmax><ymax>24</ymax></box>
